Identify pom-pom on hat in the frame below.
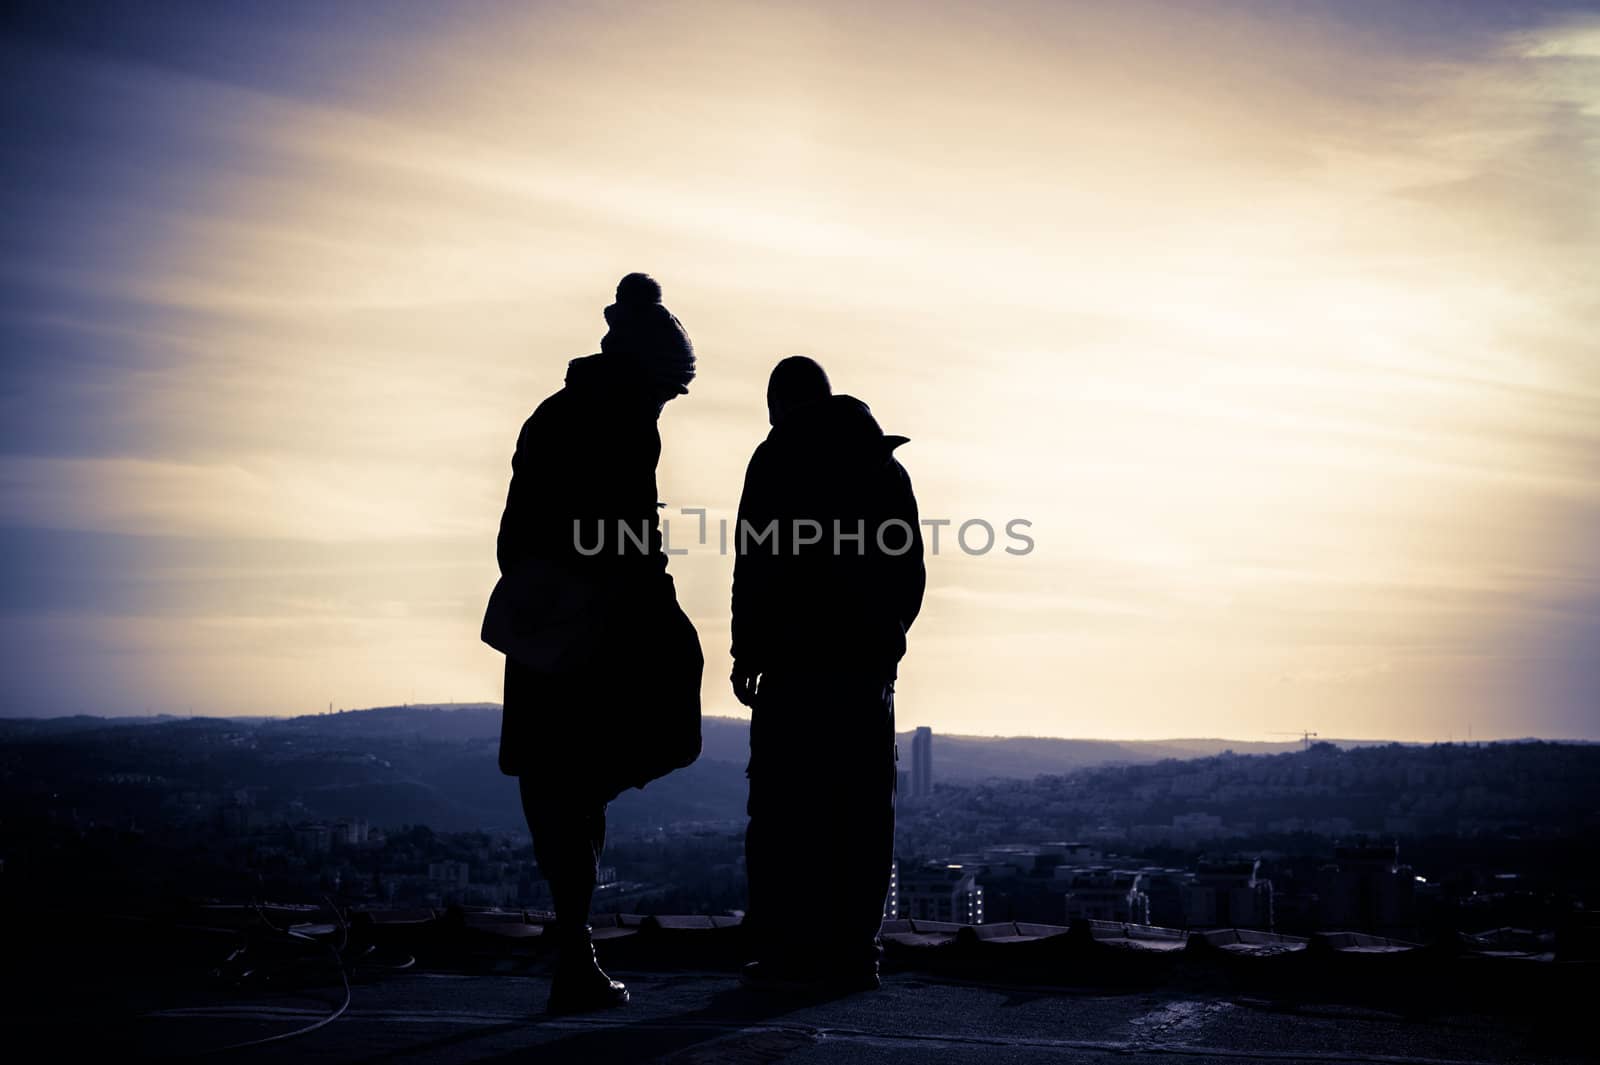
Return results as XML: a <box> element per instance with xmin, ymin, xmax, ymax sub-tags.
<box><xmin>601</xmin><ymin>272</ymin><xmax>695</xmax><ymax>395</ymax></box>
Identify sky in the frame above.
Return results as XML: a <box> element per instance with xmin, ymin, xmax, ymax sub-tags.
<box><xmin>1</xmin><ymin>0</ymin><xmax>1597</xmax><ymax>740</ymax></box>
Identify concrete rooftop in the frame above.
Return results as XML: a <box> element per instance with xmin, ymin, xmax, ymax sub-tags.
<box><xmin>9</xmin><ymin>908</ymin><xmax>1593</xmax><ymax>1063</ymax></box>
<box><xmin>127</xmin><ymin>969</ymin><xmax>1588</xmax><ymax>1064</ymax></box>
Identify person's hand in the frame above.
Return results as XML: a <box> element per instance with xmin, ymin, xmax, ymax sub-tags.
<box><xmin>730</xmin><ymin>662</ymin><xmax>762</xmax><ymax>707</ymax></box>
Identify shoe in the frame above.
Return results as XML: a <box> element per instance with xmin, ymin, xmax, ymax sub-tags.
<box><xmin>546</xmin><ymin>925</ymin><xmax>629</xmax><ymax>1015</ymax></box>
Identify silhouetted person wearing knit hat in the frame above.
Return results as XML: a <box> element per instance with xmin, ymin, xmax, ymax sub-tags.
<box><xmin>487</xmin><ymin>273</ymin><xmax>703</xmax><ymax>1015</ymax></box>
<box><xmin>731</xmin><ymin>356</ymin><xmax>925</xmax><ymax>991</ymax></box>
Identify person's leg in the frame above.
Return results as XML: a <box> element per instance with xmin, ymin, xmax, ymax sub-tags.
<box><xmin>519</xmin><ymin>777</ymin><xmax>627</xmax><ymax>1013</ymax></box>
<box><xmin>743</xmin><ymin>675</ymin><xmax>823</xmax><ymax>975</ymax></box>
<box><xmin>521</xmin><ymin>777</ymin><xmax>602</xmax><ymax>925</ymax></box>
<box><xmin>823</xmin><ymin>678</ymin><xmax>897</xmax><ymax>980</ymax></box>
<box><xmin>744</xmin><ymin>673</ymin><xmax>894</xmax><ymax>989</ymax></box>
<box><xmin>743</xmin><ymin>764</ymin><xmax>772</xmax><ymax>960</ymax></box>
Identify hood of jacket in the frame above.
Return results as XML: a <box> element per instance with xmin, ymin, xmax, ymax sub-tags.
<box><xmin>766</xmin><ymin>394</ymin><xmax>908</xmax><ymax>466</ymax></box>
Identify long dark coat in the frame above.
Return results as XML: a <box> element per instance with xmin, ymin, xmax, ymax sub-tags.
<box><xmin>494</xmin><ymin>351</ymin><xmax>702</xmax><ymax>798</ymax></box>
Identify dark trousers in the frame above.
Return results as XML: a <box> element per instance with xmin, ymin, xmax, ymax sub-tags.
<box><xmin>520</xmin><ymin>776</ymin><xmax>607</xmax><ymax>929</ymax></box>
<box><xmin>745</xmin><ymin>671</ymin><xmax>897</xmax><ymax>972</ymax></box>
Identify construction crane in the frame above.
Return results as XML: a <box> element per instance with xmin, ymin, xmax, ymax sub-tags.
<box><xmin>1272</xmin><ymin>730</ymin><xmax>1319</xmax><ymax>751</ymax></box>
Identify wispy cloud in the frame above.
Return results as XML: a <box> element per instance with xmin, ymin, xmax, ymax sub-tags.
<box><xmin>1</xmin><ymin>1</ymin><xmax>1596</xmax><ymax>737</ymax></box>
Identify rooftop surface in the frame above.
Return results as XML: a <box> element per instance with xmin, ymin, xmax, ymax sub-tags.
<box><xmin>131</xmin><ymin>970</ymin><xmax>1587</xmax><ymax>1065</ymax></box>
<box><xmin>12</xmin><ymin>908</ymin><xmax>1593</xmax><ymax>1063</ymax></box>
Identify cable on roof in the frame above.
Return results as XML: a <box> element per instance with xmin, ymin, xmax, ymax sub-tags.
<box><xmin>190</xmin><ymin>896</ymin><xmax>352</xmax><ymax>1057</ymax></box>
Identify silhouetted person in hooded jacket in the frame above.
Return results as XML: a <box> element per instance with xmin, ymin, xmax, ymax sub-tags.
<box><xmin>731</xmin><ymin>356</ymin><xmax>925</xmax><ymax>990</ymax></box>
<box><xmin>490</xmin><ymin>273</ymin><xmax>702</xmax><ymax>1015</ymax></box>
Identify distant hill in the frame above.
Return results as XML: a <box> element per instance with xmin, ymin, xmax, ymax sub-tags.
<box><xmin>1</xmin><ymin>704</ymin><xmax>1589</xmax><ymax>839</ymax></box>
<box><xmin>267</xmin><ymin>703</ymin><xmax>503</xmax><ymax>743</ymax></box>
<box><xmin>2</xmin><ymin>704</ymin><xmax>1391</xmax><ymax>782</ymax></box>
<box><xmin>915</xmin><ymin>733</ymin><xmax>1397</xmax><ymax>780</ymax></box>
<box><xmin>229</xmin><ymin>708</ymin><xmax>1369</xmax><ymax>776</ymax></box>
<box><xmin>0</xmin><ymin>713</ymin><xmax>190</xmax><ymax>738</ymax></box>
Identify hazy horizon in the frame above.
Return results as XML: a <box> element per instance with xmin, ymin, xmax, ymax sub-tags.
<box><xmin>5</xmin><ymin>702</ymin><xmax>1591</xmax><ymax>748</ymax></box>
<box><xmin>3</xmin><ymin>1</ymin><xmax>1598</xmax><ymax>741</ymax></box>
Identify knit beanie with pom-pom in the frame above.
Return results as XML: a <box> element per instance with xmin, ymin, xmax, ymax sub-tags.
<box><xmin>599</xmin><ymin>273</ymin><xmax>695</xmax><ymax>395</ymax></box>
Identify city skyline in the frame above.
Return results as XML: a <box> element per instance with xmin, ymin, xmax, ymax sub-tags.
<box><xmin>3</xmin><ymin>1</ymin><xmax>1599</xmax><ymax>741</ymax></box>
